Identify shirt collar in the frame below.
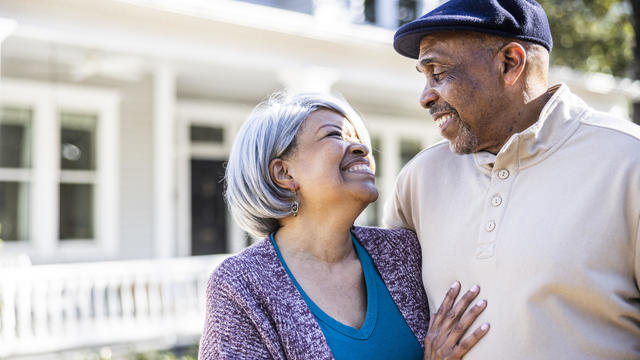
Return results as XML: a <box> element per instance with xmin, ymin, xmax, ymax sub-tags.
<box><xmin>473</xmin><ymin>83</ymin><xmax>585</xmax><ymax>171</ymax></box>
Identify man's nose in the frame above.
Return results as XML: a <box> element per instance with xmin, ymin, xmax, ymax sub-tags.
<box><xmin>420</xmin><ymin>86</ymin><xmax>439</xmax><ymax>109</ymax></box>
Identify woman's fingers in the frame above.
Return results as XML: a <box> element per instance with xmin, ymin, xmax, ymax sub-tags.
<box><xmin>441</xmin><ymin>296</ymin><xmax>486</xmax><ymax>350</ymax></box>
<box><xmin>438</xmin><ymin>284</ymin><xmax>480</xmax><ymax>335</ymax></box>
<box><xmin>451</xmin><ymin>323</ymin><xmax>490</xmax><ymax>357</ymax></box>
<box><xmin>431</xmin><ymin>281</ymin><xmax>461</xmax><ymax>330</ymax></box>
<box><xmin>425</xmin><ymin>282</ymin><xmax>461</xmax><ymax>356</ymax></box>
<box><xmin>424</xmin><ymin>283</ymin><xmax>490</xmax><ymax>359</ymax></box>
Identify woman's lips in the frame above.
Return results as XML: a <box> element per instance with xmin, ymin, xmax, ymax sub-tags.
<box><xmin>343</xmin><ymin>163</ymin><xmax>374</xmax><ymax>176</ymax></box>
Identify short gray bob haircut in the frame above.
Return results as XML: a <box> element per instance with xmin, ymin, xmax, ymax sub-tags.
<box><xmin>225</xmin><ymin>92</ymin><xmax>371</xmax><ymax>238</ymax></box>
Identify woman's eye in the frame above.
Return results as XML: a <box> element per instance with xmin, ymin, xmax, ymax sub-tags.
<box><xmin>327</xmin><ymin>131</ymin><xmax>342</xmax><ymax>138</ymax></box>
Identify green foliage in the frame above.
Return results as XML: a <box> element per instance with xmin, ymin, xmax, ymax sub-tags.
<box><xmin>538</xmin><ymin>0</ymin><xmax>635</xmax><ymax>77</ymax></box>
<box><xmin>127</xmin><ymin>345</ymin><xmax>199</xmax><ymax>360</ymax></box>
<box><xmin>67</xmin><ymin>344</ymin><xmax>199</xmax><ymax>360</ymax></box>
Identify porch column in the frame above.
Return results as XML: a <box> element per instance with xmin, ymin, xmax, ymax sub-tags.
<box><xmin>153</xmin><ymin>63</ymin><xmax>176</xmax><ymax>258</ymax></box>
<box><xmin>31</xmin><ymin>96</ymin><xmax>58</xmax><ymax>260</ymax></box>
<box><xmin>379</xmin><ymin>133</ymin><xmax>400</xmax><ymax>225</ymax></box>
<box><xmin>0</xmin><ymin>18</ymin><xmax>16</xmax><ymax>79</ymax></box>
<box><xmin>376</xmin><ymin>0</ymin><xmax>398</xmax><ymax>28</ymax></box>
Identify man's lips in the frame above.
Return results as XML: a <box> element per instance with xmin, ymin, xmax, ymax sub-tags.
<box><xmin>433</xmin><ymin>112</ymin><xmax>456</xmax><ymax>130</ymax></box>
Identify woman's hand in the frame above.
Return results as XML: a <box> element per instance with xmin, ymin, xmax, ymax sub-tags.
<box><xmin>423</xmin><ymin>282</ymin><xmax>489</xmax><ymax>360</ymax></box>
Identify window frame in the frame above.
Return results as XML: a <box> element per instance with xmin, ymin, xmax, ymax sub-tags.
<box><xmin>58</xmin><ymin>111</ymin><xmax>98</xmax><ymax>242</ymax></box>
<box><xmin>0</xmin><ymin>79</ymin><xmax>120</xmax><ymax>263</ymax></box>
<box><xmin>0</xmin><ymin>106</ymin><xmax>34</xmax><ymax>243</ymax></box>
<box><xmin>175</xmin><ymin>100</ymin><xmax>250</xmax><ymax>257</ymax></box>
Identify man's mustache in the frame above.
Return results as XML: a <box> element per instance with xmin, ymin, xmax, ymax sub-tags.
<box><xmin>429</xmin><ymin>102</ymin><xmax>457</xmax><ymax>116</ymax></box>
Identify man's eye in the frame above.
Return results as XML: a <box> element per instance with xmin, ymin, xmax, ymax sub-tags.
<box><xmin>433</xmin><ymin>72</ymin><xmax>444</xmax><ymax>81</ymax></box>
<box><xmin>327</xmin><ymin>131</ymin><xmax>342</xmax><ymax>138</ymax></box>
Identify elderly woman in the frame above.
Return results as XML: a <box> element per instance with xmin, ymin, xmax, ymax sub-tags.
<box><xmin>199</xmin><ymin>93</ymin><xmax>489</xmax><ymax>360</ymax></box>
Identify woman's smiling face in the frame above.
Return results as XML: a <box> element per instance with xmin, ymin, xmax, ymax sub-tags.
<box><xmin>283</xmin><ymin>109</ymin><xmax>378</xmax><ymax>213</ymax></box>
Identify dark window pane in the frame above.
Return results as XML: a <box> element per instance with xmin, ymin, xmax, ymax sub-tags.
<box><xmin>400</xmin><ymin>139</ymin><xmax>423</xmax><ymax>166</ymax></box>
<box><xmin>191</xmin><ymin>159</ymin><xmax>227</xmax><ymax>255</ymax></box>
<box><xmin>59</xmin><ymin>184</ymin><xmax>94</xmax><ymax>240</ymax></box>
<box><xmin>0</xmin><ymin>181</ymin><xmax>30</xmax><ymax>241</ymax></box>
<box><xmin>398</xmin><ymin>0</ymin><xmax>419</xmax><ymax>26</ymax></box>
<box><xmin>363</xmin><ymin>0</ymin><xmax>419</xmax><ymax>26</ymax></box>
<box><xmin>364</xmin><ymin>0</ymin><xmax>376</xmax><ymax>23</ymax></box>
<box><xmin>0</xmin><ymin>107</ymin><xmax>32</xmax><ymax>168</ymax></box>
<box><xmin>190</xmin><ymin>125</ymin><xmax>224</xmax><ymax>144</ymax></box>
<box><xmin>60</xmin><ymin>112</ymin><xmax>97</xmax><ymax>170</ymax></box>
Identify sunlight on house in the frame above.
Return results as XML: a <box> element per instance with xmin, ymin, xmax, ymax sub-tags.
<box><xmin>0</xmin><ymin>0</ymin><xmax>638</xmax><ymax>358</ymax></box>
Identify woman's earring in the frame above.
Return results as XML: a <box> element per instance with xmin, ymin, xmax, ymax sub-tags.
<box><xmin>291</xmin><ymin>190</ymin><xmax>299</xmax><ymax>217</ymax></box>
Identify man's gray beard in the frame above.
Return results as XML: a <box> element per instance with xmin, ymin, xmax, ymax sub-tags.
<box><xmin>449</xmin><ymin>119</ymin><xmax>479</xmax><ymax>154</ymax></box>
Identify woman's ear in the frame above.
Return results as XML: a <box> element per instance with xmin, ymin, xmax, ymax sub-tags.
<box><xmin>498</xmin><ymin>42</ymin><xmax>527</xmax><ymax>86</ymax></box>
<box><xmin>269</xmin><ymin>158</ymin><xmax>297</xmax><ymax>192</ymax></box>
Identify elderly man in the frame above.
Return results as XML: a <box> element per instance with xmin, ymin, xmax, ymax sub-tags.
<box><xmin>385</xmin><ymin>0</ymin><xmax>640</xmax><ymax>358</ymax></box>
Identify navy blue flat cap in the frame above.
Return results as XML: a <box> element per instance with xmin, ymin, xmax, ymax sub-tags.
<box><xmin>393</xmin><ymin>0</ymin><xmax>552</xmax><ymax>59</ymax></box>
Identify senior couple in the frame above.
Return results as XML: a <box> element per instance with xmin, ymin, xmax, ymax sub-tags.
<box><xmin>199</xmin><ymin>0</ymin><xmax>640</xmax><ymax>359</ymax></box>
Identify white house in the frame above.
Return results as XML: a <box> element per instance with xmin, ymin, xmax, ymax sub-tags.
<box><xmin>0</xmin><ymin>0</ymin><xmax>638</xmax><ymax>357</ymax></box>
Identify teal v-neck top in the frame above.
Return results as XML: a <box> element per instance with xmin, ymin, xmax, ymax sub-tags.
<box><xmin>270</xmin><ymin>233</ymin><xmax>423</xmax><ymax>360</ymax></box>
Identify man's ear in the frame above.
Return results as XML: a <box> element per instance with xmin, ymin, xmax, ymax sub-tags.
<box><xmin>498</xmin><ymin>42</ymin><xmax>527</xmax><ymax>86</ymax></box>
<box><xmin>269</xmin><ymin>158</ymin><xmax>297</xmax><ymax>192</ymax></box>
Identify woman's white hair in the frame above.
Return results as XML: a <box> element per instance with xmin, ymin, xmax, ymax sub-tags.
<box><xmin>225</xmin><ymin>92</ymin><xmax>371</xmax><ymax>238</ymax></box>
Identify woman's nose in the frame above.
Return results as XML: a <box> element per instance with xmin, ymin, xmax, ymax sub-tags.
<box><xmin>350</xmin><ymin>142</ymin><xmax>370</xmax><ymax>156</ymax></box>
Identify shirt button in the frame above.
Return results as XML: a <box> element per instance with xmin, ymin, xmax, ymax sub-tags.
<box><xmin>491</xmin><ymin>195</ymin><xmax>503</xmax><ymax>207</ymax></box>
<box><xmin>497</xmin><ymin>169</ymin><xmax>510</xmax><ymax>179</ymax></box>
<box><xmin>486</xmin><ymin>220</ymin><xmax>496</xmax><ymax>232</ymax></box>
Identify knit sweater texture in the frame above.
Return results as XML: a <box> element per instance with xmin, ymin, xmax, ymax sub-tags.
<box><xmin>198</xmin><ymin>226</ymin><xmax>429</xmax><ymax>359</ymax></box>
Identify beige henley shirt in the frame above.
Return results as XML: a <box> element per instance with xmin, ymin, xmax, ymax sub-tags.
<box><xmin>385</xmin><ymin>84</ymin><xmax>640</xmax><ymax>359</ymax></box>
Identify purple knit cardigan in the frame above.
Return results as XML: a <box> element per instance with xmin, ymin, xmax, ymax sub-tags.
<box><xmin>198</xmin><ymin>226</ymin><xmax>429</xmax><ymax>360</ymax></box>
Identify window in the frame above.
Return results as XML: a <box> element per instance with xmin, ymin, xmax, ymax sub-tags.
<box><xmin>176</xmin><ymin>102</ymin><xmax>250</xmax><ymax>256</ymax></box>
<box><xmin>400</xmin><ymin>138</ymin><xmax>423</xmax><ymax>166</ymax></box>
<box><xmin>362</xmin><ymin>0</ymin><xmax>422</xmax><ymax>28</ymax></box>
<box><xmin>398</xmin><ymin>0</ymin><xmax>420</xmax><ymax>26</ymax></box>
<box><xmin>59</xmin><ymin>112</ymin><xmax>98</xmax><ymax>241</ymax></box>
<box><xmin>0</xmin><ymin>107</ymin><xmax>32</xmax><ymax>168</ymax></box>
<box><xmin>364</xmin><ymin>0</ymin><xmax>376</xmax><ymax>23</ymax></box>
<box><xmin>0</xmin><ymin>107</ymin><xmax>32</xmax><ymax>243</ymax></box>
<box><xmin>190</xmin><ymin>125</ymin><xmax>224</xmax><ymax>144</ymax></box>
<box><xmin>0</xmin><ymin>79</ymin><xmax>119</xmax><ymax>261</ymax></box>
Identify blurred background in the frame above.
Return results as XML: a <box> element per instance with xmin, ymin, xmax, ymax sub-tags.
<box><xmin>0</xmin><ymin>0</ymin><xmax>638</xmax><ymax>358</ymax></box>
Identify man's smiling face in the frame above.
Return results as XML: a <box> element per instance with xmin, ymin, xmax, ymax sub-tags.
<box><xmin>417</xmin><ymin>32</ymin><xmax>509</xmax><ymax>154</ymax></box>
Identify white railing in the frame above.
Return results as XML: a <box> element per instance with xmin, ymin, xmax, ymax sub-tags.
<box><xmin>0</xmin><ymin>254</ymin><xmax>229</xmax><ymax>358</ymax></box>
